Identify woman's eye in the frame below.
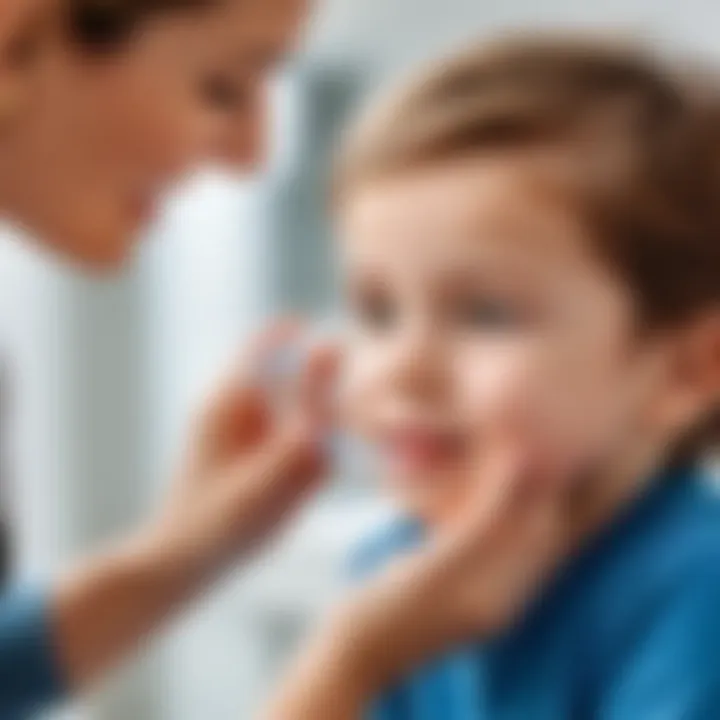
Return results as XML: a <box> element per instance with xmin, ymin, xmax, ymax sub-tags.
<box><xmin>457</xmin><ymin>298</ymin><xmax>525</xmax><ymax>330</ymax></box>
<box><xmin>201</xmin><ymin>75</ymin><xmax>247</xmax><ymax>111</ymax></box>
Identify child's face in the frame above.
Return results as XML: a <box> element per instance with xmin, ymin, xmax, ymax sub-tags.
<box><xmin>337</xmin><ymin>154</ymin><xmax>668</xmax><ymax>527</ymax></box>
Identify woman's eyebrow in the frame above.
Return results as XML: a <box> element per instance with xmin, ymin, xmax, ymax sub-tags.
<box><xmin>235</xmin><ymin>47</ymin><xmax>296</xmax><ymax>73</ymax></box>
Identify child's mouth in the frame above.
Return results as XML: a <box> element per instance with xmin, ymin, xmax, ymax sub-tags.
<box><xmin>380</xmin><ymin>425</ymin><xmax>467</xmax><ymax>476</ymax></box>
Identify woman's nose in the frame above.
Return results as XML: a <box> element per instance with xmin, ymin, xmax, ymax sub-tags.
<box><xmin>167</xmin><ymin>87</ymin><xmax>268</xmax><ymax>179</ymax></box>
<box><xmin>213</xmin><ymin>84</ymin><xmax>268</xmax><ymax>170</ymax></box>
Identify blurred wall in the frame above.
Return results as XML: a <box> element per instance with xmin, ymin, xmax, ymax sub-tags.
<box><xmin>310</xmin><ymin>0</ymin><xmax>720</xmax><ymax>79</ymax></box>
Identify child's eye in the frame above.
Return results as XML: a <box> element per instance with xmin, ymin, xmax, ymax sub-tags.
<box><xmin>353</xmin><ymin>293</ymin><xmax>397</xmax><ymax>331</ymax></box>
<box><xmin>456</xmin><ymin>298</ymin><xmax>525</xmax><ymax>330</ymax></box>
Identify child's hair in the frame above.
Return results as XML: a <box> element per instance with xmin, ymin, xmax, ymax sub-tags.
<box><xmin>337</xmin><ymin>33</ymin><xmax>720</xmax><ymax>462</ymax></box>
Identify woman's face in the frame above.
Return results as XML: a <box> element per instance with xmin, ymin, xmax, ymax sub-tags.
<box><xmin>0</xmin><ymin>0</ymin><xmax>308</xmax><ymax>268</ymax></box>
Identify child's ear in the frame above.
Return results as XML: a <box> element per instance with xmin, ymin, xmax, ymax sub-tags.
<box><xmin>660</xmin><ymin>311</ymin><xmax>720</xmax><ymax>436</ymax></box>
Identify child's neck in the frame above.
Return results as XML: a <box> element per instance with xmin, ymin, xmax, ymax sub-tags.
<box><xmin>565</xmin><ymin>433</ymin><xmax>672</xmax><ymax>551</ymax></box>
<box><xmin>426</xmin><ymin>432</ymin><xmax>676</xmax><ymax>551</ymax></box>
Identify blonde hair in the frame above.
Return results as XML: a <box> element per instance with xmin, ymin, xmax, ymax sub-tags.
<box><xmin>337</xmin><ymin>34</ymin><xmax>720</xmax><ymax>460</ymax></box>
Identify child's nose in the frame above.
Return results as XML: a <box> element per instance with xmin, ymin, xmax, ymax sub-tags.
<box><xmin>385</xmin><ymin>327</ymin><xmax>447</xmax><ymax>401</ymax></box>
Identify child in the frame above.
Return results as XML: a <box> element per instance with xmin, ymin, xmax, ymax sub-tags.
<box><xmin>327</xmin><ymin>34</ymin><xmax>720</xmax><ymax>719</ymax></box>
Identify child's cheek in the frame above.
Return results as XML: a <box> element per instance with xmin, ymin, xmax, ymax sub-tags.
<box><xmin>455</xmin><ymin>349</ymin><xmax>598</xmax><ymax>473</ymax></box>
<box><xmin>335</xmin><ymin>346</ymin><xmax>386</xmax><ymax>437</ymax></box>
<box><xmin>456</xmin><ymin>347</ymin><xmax>541</xmax><ymax>434</ymax></box>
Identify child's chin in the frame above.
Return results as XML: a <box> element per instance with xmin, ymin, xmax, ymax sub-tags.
<box><xmin>388</xmin><ymin>479</ymin><xmax>468</xmax><ymax>529</ymax></box>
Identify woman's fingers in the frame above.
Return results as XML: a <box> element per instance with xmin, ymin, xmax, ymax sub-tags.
<box><xmin>194</xmin><ymin>320</ymin><xmax>304</xmax><ymax>460</ymax></box>
<box><xmin>431</xmin><ymin>438</ymin><xmax>528</xmax><ymax>574</ymax></box>
<box><xmin>215</xmin><ymin>332</ymin><xmax>340</xmax><ymax>552</ymax></box>
<box><xmin>414</xmin><ymin>435</ymin><xmax>571</xmax><ymax>636</ymax></box>
<box><xmin>218</xmin><ymin>418</ymin><xmax>328</xmax><ymax>555</ymax></box>
<box><xmin>165</xmin><ymin>320</ymin><xmax>337</xmax><ymax>568</ymax></box>
<box><xmin>460</xmin><ymin>440</ymin><xmax>527</xmax><ymax>535</ymax></box>
<box><xmin>294</xmin><ymin>342</ymin><xmax>341</xmax><ymax>428</ymax></box>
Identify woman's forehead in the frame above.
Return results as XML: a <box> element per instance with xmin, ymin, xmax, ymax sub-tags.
<box><xmin>0</xmin><ymin>0</ymin><xmax>48</xmax><ymax>52</ymax></box>
<box><xmin>214</xmin><ymin>0</ymin><xmax>309</xmax><ymax>71</ymax></box>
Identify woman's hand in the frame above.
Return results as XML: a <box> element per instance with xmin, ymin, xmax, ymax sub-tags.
<box><xmin>265</xmin><ymin>442</ymin><xmax>569</xmax><ymax>720</ymax></box>
<box><xmin>157</xmin><ymin>322</ymin><xmax>337</xmax><ymax>570</ymax></box>
<box><xmin>54</xmin><ymin>323</ymin><xmax>338</xmax><ymax>690</ymax></box>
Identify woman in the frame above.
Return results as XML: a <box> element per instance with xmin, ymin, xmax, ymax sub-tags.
<box><xmin>0</xmin><ymin>0</ymin><xmax>338</xmax><ymax>716</ymax></box>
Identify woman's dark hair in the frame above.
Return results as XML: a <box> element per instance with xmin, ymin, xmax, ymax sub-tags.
<box><xmin>68</xmin><ymin>0</ymin><xmax>213</xmax><ymax>51</ymax></box>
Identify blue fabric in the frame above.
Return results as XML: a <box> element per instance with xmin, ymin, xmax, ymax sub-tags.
<box><xmin>0</xmin><ymin>587</ymin><xmax>65</xmax><ymax>719</ymax></box>
<box><xmin>353</xmin><ymin>466</ymin><xmax>720</xmax><ymax>720</ymax></box>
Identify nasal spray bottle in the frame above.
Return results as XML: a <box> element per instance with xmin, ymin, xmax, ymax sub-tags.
<box><xmin>259</xmin><ymin>317</ymin><xmax>344</xmax><ymax>458</ymax></box>
<box><xmin>258</xmin><ymin>316</ymin><xmax>375</xmax><ymax>494</ymax></box>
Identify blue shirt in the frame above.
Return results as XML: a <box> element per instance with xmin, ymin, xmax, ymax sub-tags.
<box><xmin>352</xmin><ymin>466</ymin><xmax>720</xmax><ymax>720</ymax></box>
<box><xmin>0</xmin><ymin>587</ymin><xmax>64</xmax><ymax>719</ymax></box>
